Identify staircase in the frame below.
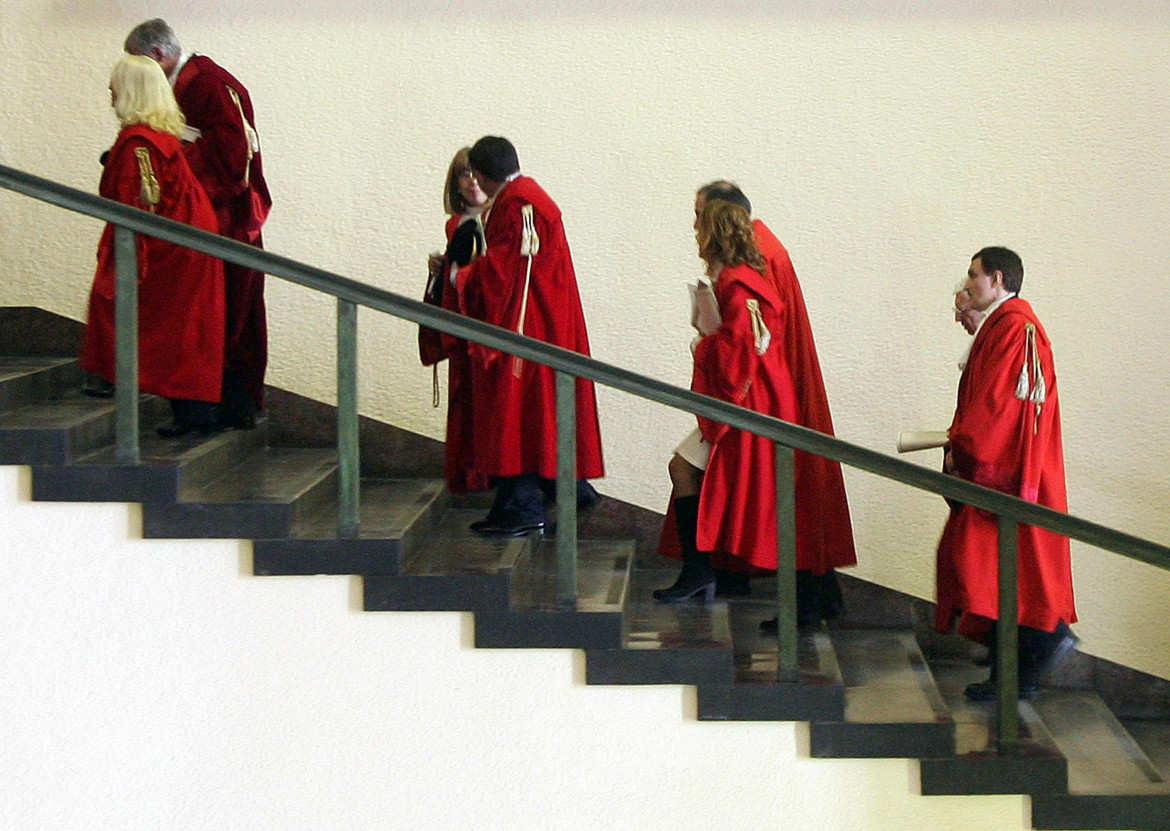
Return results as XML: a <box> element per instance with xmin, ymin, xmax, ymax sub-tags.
<box><xmin>4</xmin><ymin>308</ymin><xmax>1170</xmax><ymax>831</ymax></box>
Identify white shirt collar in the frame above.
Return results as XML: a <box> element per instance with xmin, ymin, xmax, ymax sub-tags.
<box><xmin>168</xmin><ymin>52</ymin><xmax>191</xmax><ymax>86</ymax></box>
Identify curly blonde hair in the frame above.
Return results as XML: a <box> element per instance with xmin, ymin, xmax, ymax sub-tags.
<box><xmin>110</xmin><ymin>54</ymin><xmax>186</xmax><ymax>138</ymax></box>
<box><xmin>696</xmin><ymin>200</ymin><xmax>765</xmax><ymax>274</ymax></box>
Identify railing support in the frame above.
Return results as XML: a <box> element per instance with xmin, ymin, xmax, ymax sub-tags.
<box><xmin>113</xmin><ymin>226</ymin><xmax>139</xmax><ymax>465</ymax></box>
<box><xmin>775</xmin><ymin>443</ymin><xmax>798</xmax><ymax>682</ymax></box>
<box><xmin>337</xmin><ymin>299</ymin><xmax>360</xmax><ymax>538</ymax></box>
<box><xmin>555</xmin><ymin>371</ymin><xmax>578</xmax><ymax>608</ymax></box>
<box><xmin>996</xmin><ymin>515</ymin><xmax>1020</xmax><ymax>754</ymax></box>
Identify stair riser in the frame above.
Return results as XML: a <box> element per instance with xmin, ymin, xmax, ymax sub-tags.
<box><xmin>586</xmin><ymin>649</ymin><xmax>734</xmax><ymax>686</ymax></box>
<box><xmin>0</xmin><ymin>361</ymin><xmax>79</xmax><ymax>414</ymax></box>
<box><xmin>810</xmin><ymin>722</ymin><xmax>955</xmax><ymax>759</ymax></box>
<box><xmin>363</xmin><ymin>574</ymin><xmax>511</xmax><ymax>613</ymax></box>
<box><xmin>698</xmin><ymin>685</ymin><xmax>847</xmax><ymax>722</ymax></box>
<box><xmin>1032</xmin><ymin>794</ymin><xmax>1170</xmax><ymax>830</ymax></box>
<box><xmin>254</xmin><ymin>538</ymin><xmax>402</xmax><ymax>576</ymax></box>
<box><xmin>142</xmin><ymin>502</ymin><xmax>296</xmax><ymax>539</ymax></box>
<box><xmin>920</xmin><ymin>757</ymin><xmax>1068</xmax><ymax>796</ymax></box>
<box><xmin>475</xmin><ymin>610</ymin><xmax>623</xmax><ymax>650</ymax></box>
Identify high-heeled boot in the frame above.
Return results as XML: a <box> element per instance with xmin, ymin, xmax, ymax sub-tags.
<box><xmin>653</xmin><ymin>495</ymin><xmax>715</xmax><ymax>603</ymax></box>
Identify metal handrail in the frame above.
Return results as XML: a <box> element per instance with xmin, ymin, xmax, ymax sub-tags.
<box><xmin>4</xmin><ymin>161</ymin><xmax>1168</xmax><ymax>750</ymax></box>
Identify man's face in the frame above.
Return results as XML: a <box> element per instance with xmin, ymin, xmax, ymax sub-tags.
<box><xmin>964</xmin><ymin>256</ymin><xmax>1003</xmax><ymax>312</ymax></box>
<box><xmin>473</xmin><ymin>169</ymin><xmax>502</xmax><ymax>198</ymax></box>
<box><xmin>953</xmin><ymin>289</ymin><xmax>982</xmax><ymax>335</ymax></box>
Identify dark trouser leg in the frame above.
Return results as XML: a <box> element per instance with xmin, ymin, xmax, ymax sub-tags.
<box><xmin>538</xmin><ymin>477</ymin><xmax>602</xmax><ymax>510</ymax></box>
<box><xmin>470</xmin><ymin>474</ymin><xmax>547</xmax><ymax>536</ymax></box>
<box><xmin>159</xmin><ymin>398</ymin><xmax>221</xmax><ymax>438</ymax></box>
<box><xmin>760</xmin><ymin>569</ymin><xmax>845</xmax><ymax>633</ymax></box>
<box><xmin>653</xmin><ymin>494</ymin><xmax>715</xmax><ymax>603</ymax></box>
<box><xmin>217</xmin><ymin>368</ymin><xmax>258</xmax><ymax>430</ymax></box>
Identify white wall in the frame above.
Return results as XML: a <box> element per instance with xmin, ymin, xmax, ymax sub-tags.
<box><xmin>0</xmin><ymin>465</ymin><xmax>1036</xmax><ymax>831</ymax></box>
<box><xmin>3</xmin><ymin>2</ymin><xmax>1170</xmax><ymax>680</ymax></box>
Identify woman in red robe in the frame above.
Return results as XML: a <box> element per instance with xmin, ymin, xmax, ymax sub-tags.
<box><xmin>80</xmin><ymin>54</ymin><xmax>225</xmax><ymax>436</ymax></box>
<box><xmin>419</xmin><ymin>148</ymin><xmax>490</xmax><ymax>494</ymax></box>
<box><xmin>654</xmin><ymin>198</ymin><xmax>856</xmax><ymax>610</ymax></box>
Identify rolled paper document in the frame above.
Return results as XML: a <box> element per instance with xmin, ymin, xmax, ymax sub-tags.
<box><xmin>897</xmin><ymin>430</ymin><xmax>949</xmax><ymax>453</ymax></box>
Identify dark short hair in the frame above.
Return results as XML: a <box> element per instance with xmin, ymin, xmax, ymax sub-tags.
<box><xmin>468</xmin><ymin>136</ymin><xmax>520</xmax><ymax>182</ymax></box>
<box><xmin>697</xmin><ymin>180</ymin><xmax>751</xmax><ymax>215</ymax></box>
<box><xmin>973</xmin><ymin>246</ymin><xmax>1024</xmax><ymax>293</ymax></box>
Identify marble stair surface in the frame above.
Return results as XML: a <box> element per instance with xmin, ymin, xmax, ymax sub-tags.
<box><xmin>809</xmin><ymin>628</ymin><xmax>955</xmax><ymax>758</ymax></box>
<box><xmin>254</xmin><ymin>477</ymin><xmax>447</xmax><ymax>577</ymax></box>
<box><xmin>473</xmin><ymin>536</ymin><xmax>632</xmax><ymax>650</ymax></box>
<box><xmin>0</xmin><ymin>356</ymin><xmax>169</xmax><ymax>465</ymax></box>
<box><xmin>8</xmin><ymin>332</ymin><xmax>1170</xmax><ymax>830</ymax></box>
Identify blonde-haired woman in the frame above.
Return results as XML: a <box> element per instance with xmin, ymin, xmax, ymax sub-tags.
<box><xmin>81</xmin><ymin>54</ymin><xmax>226</xmax><ymax>437</ymax></box>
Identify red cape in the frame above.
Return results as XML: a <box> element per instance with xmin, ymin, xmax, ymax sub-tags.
<box><xmin>660</xmin><ymin>222</ymin><xmax>857</xmax><ymax>574</ymax></box>
<box><xmin>174</xmin><ymin>54</ymin><xmax>270</xmax><ymax>408</ymax></box>
<box><xmin>935</xmin><ymin>296</ymin><xmax>1076</xmax><ymax>637</ymax></box>
<box><xmin>455</xmin><ymin>176</ymin><xmax>604</xmax><ymax>480</ymax></box>
<box><xmin>81</xmin><ymin>125</ymin><xmax>225</xmax><ymax>402</ymax></box>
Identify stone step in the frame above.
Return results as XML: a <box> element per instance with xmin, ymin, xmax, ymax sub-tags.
<box><xmin>32</xmin><ymin>417</ymin><xmax>268</xmax><ymax>503</ymax></box>
<box><xmin>362</xmin><ymin>507</ymin><xmax>534</xmax><ymax>613</ymax></box>
<box><xmin>918</xmin><ymin>657</ymin><xmax>1068</xmax><ymax>795</ymax></box>
<box><xmin>474</xmin><ymin>537</ymin><xmax>632</xmax><ymax>650</ymax></box>
<box><xmin>584</xmin><ymin>568</ymin><xmax>735</xmax><ymax>687</ymax></box>
<box><xmin>253</xmin><ymin>477</ymin><xmax>447</xmax><ymax>576</ymax></box>
<box><xmin>141</xmin><ymin>446</ymin><xmax>339</xmax><ymax>539</ymax></box>
<box><xmin>0</xmin><ymin>356</ymin><xmax>79</xmax><ymax>415</ymax></box>
<box><xmin>697</xmin><ymin>600</ymin><xmax>845</xmax><ymax>722</ymax></box>
<box><xmin>1</xmin><ymin>389</ymin><xmax>171</xmax><ymax>465</ymax></box>
<box><xmin>809</xmin><ymin>629</ymin><xmax>955</xmax><ymax>758</ymax></box>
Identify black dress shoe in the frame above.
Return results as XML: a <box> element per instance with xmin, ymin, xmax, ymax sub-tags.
<box><xmin>652</xmin><ymin>573</ymin><xmax>716</xmax><ymax>603</ymax></box>
<box><xmin>472</xmin><ymin>518</ymin><xmax>545</xmax><ymax>537</ymax></box>
<box><xmin>964</xmin><ymin>680</ymin><xmax>1039</xmax><ymax>702</ymax></box>
<box><xmin>156</xmin><ymin>422</ymin><xmax>194</xmax><ymax>438</ymax></box>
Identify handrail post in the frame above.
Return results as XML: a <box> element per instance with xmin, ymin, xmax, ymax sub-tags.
<box><xmin>337</xmin><ymin>299</ymin><xmax>360</xmax><ymax>538</ymax></box>
<box><xmin>775</xmin><ymin>443</ymin><xmax>798</xmax><ymax>682</ymax></box>
<box><xmin>113</xmin><ymin>226</ymin><xmax>139</xmax><ymax>465</ymax></box>
<box><xmin>996</xmin><ymin>515</ymin><xmax>1020</xmax><ymax>753</ymax></box>
<box><xmin>555</xmin><ymin>371</ymin><xmax>578</xmax><ymax>608</ymax></box>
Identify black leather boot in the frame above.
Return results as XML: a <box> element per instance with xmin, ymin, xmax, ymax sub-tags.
<box><xmin>653</xmin><ymin>495</ymin><xmax>715</xmax><ymax>603</ymax></box>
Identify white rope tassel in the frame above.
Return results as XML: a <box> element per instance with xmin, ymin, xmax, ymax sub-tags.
<box><xmin>745</xmin><ymin>299</ymin><xmax>771</xmax><ymax>356</ymax></box>
<box><xmin>1014</xmin><ymin>322</ymin><xmax>1047</xmax><ymax>432</ymax></box>
<box><xmin>513</xmin><ymin>204</ymin><xmax>539</xmax><ymax>377</ymax></box>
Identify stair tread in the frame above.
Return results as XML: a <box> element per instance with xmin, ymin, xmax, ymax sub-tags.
<box><xmin>178</xmin><ymin>446</ymin><xmax>337</xmax><ymax>504</ymax></box>
<box><xmin>0</xmin><ymin>355</ymin><xmax>75</xmax><ymax>384</ymax></box>
<box><xmin>830</xmin><ymin>629</ymin><xmax>951</xmax><ymax>724</ymax></box>
<box><xmin>1035</xmin><ymin>691</ymin><xmax>1170</xmax><ymax>794</ymax></box>
<box><xmin>510</xmin><ymin>537</ymin><xmax>632</xmax><ymax>613</ymax></box>
<box><xmin>620</xmin><ymin>568</ymin><xmax>733</xmax><ymax>652</ymax></box>
<box><xmin>403</xmin><ymin>507</ymin><xmax>532</xmax><ymax>575</ymax></box>
<box><xmin>0</xmin><ymin>390</ymin><xmax>125</xmax><ymax>428</ymax></box>
<box><xmin>289</xmin><ymin>477</ymin><xmax>445</xmax><ymax>539</ymax></box>
<box><xmin>728</xmin><ymin>600</ymin><xmax>842</xmax><ymax>685</ymax></box>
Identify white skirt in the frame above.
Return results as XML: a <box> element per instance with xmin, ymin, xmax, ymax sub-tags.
<box><xmin>673</xmin><ymin>426</ymin><xmax>711</xmax><ymax>471</ymax></box>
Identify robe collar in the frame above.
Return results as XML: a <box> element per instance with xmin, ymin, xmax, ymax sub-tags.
<box><xmin>168</xmin><ymin>52</ymin><xmax>192</xmax><ymax>86</ymax></box>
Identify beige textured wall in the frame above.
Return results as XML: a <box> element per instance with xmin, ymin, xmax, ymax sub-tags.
<box><xmin>3</xmin><ymin>1</ymin><xmax>1170</xmax><ymax>681</ymax></box>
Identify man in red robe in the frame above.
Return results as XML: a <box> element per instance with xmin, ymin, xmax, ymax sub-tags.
<box><xmin>657</xmin><ymin>182</ymin><xmax>857</xmax><ymax>623</ymax></box>
<box><xmin>455</xmin><ymin>136</ymin><xmax>604</xmax><ymax>535</ymax></box>
<box><xmin>936</xmin><ymin>247</ymin><xmax>1077</xmax><ymax>700</ymax></box>
<box><xmin>125</xmin><ymin>18</ymin><xmax>272</xmax><ymax>430</ymax></box>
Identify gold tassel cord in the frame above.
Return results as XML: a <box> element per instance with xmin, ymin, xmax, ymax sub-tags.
<box><xmin>745</xmin><ymin>299</ymin><xmax>772</xmax><ymax>356</ymax></box>
<box><xmin>1014</xmin><ymin>322</ymin><xmax>1046</xmax><ymax>433</ymax></box>
<box><xmin>512</xmin><ymin>204</ymin><xmax>539</xmax><ymax>378</ymax></box>
<box><xmin>134</xmin><ymin>147</ymin><xmax>160</xmax><ymax>212</ymax></box>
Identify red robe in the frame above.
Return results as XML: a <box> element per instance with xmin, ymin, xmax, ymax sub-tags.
<box><xmin>81</xmin><ymin>125</ymin><xmax>225</xmax><ymax>402</ymax></box>
<box><xmin>455</xmin><ymin>176</ymin><xmax>604</xmax><ymax>480</ymax></box>
<box><xmin>661</xmin><ymin>223</ymin><xmax>858</xmax><ymax>575</ymax></box>
<box><xmin>935</xmin><ymin>296</ymin><xmax>1076</xmax><ymax>637</ymax></box>
<box><xmin>173</xmin><ymin>54</ymin><xmax>271</xmax><ymax>409</ymax></box>
<box><xmin>440</xmin><ymin>214</ymin><xmax>489</xmax><ymax>494</ymax></box>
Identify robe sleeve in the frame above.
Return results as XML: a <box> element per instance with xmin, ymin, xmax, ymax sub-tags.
<box><xmin>181</xmin><ymin>73</ymin><xmax>253</xmax><ymax>205</ymax></box>
<box><xmin>456</xmin><ymin>196</ymin><xmax>525</xmax><ymax>331</ymax></box>
<box><xmin>948</xmin><ymin>311</ymin><xmax>1039</xmax><ymax>498</ymax></box>
<box><xmin>98</xmin><ymin>137</ymin><xmax>157</xmax><ymax>283</ymax></box>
